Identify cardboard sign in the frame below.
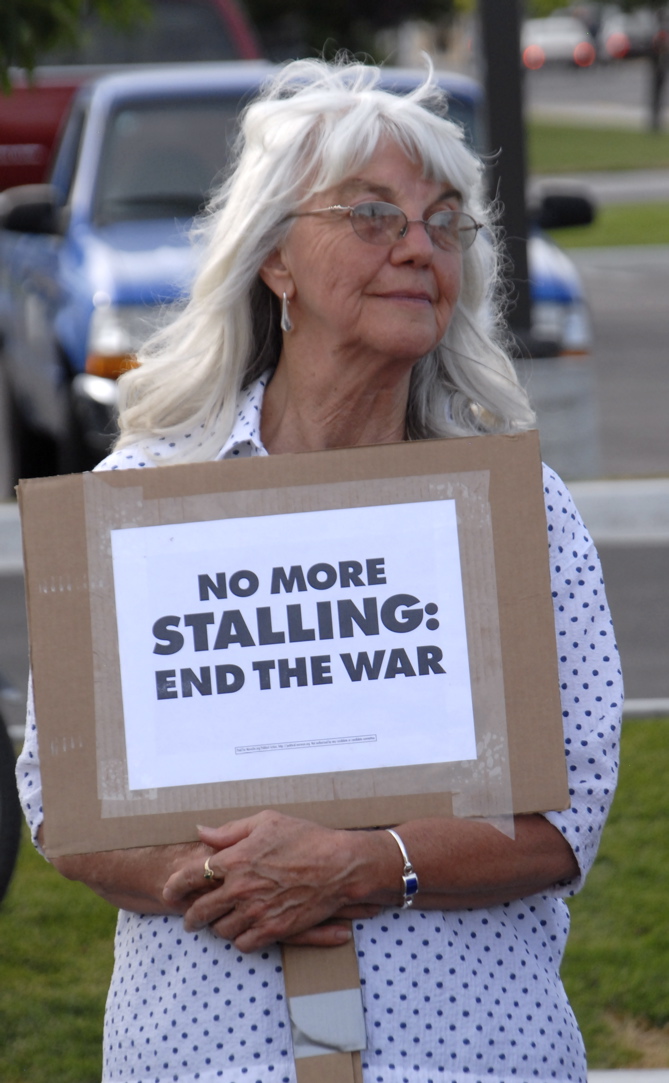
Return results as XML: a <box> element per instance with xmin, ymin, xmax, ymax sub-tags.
<box><xmin>19</xmin><ymin>431</ymin><xmax>569</xmax><ymax>857</ymax></box>
<box><xmin>112</xmin><ymin>498</ymin><xmax>476</xmax><ymax>791</ymax></box>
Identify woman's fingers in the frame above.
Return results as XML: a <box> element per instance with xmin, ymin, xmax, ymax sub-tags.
<box><xmin>165</xmin><ymin>811</ymin><xmax>302</xmax><ymax>904</ymax></box>
<box><xmin>163</xmin><ymin>819</ymin><xmax>259</xmax><ymax>905</ymax></box>
<box><xmin>163</xmin><ymin>850</ymin><xmax>217</xmax><ymax>904</ymax></box>
<box><xmin>278</xmin><ymin>921</ymin><xmax>353</xmax><ymax>948</ymax></box>
<box><xmin>206</xmin><ymin>910</ymin><xmax>354</xmax><ymax>953</ymax></box>
<box><xmin>196</xmin><ymin>819</ymin><xmax>254</xmax><ymax>850</ymax></box>
<box><xmin>164</xmin><ymin>810</ymin><xmax>384</xmax><ymax>946</ymax></box>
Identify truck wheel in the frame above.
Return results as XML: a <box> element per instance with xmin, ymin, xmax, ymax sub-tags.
<box><xmin>0</xmin><ymin>712</ymin><xmax>22</xmax><ymax>905</ymax></box>
<box><xmin>0</xmin><ymin>364</ymin><xmax>22</xmax><ymax>501</ymax></box>
<box><xmin>0</xmin><ymin>359</ymin><xmax>61</xmax><ymax>492</ymax></box>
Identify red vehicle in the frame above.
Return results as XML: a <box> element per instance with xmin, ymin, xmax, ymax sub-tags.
<box><xmin>0</xmin><ymin>0</ymin><xmax>261</xmax><ymax>192</ymax></box>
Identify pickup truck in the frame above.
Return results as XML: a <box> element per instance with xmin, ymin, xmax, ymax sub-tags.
<box><xmin>0</xmin><ymin>62</ymin><xmax>594</xmax><ymax>498</ymax></box>
<box><xmin>0</xmin><ymin>0</ymin><xmax>261</xmax><ymax>192</ymax></box>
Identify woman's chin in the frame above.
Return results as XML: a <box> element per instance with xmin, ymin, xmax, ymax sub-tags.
<box><xmin>365</xmin><ymin>317</ymin><xmax>442</xmax><ymax>363</ymax></box>
<box><xmin>374</xmin><ymin>335</ymin><xmax>440</xmax><ymax>365</ymax></box>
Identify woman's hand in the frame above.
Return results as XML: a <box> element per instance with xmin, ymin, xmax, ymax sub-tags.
<box><xmin>52</xmin><ymin>811</ymin><xmax>578</xmax><ymax>950</ymax></box>
<box><xmin>162</xmin><ymin>811</ymin><xmax>384</xmax><ymax>952</ymax></box>
<box><xmin>51</xmin><ymin>836</ymin><xmax>214</xmax><ymax>914</ymax></box>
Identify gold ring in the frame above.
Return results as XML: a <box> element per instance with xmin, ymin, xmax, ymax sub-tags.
<box><xmin>203</xmin><ymin>857</ymin><xmax>215</xmax><ymax>881</ymax></box>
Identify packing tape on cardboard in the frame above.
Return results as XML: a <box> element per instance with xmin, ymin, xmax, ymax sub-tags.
<box><xmin>289</xmin><ymin>988</ymin><xmax>367</xmax><ymax>1058</ymax></box>
<box><xmin>80</xmin><ymin>468</ymin><xmax>516</xmax><ymax>835</ymax></box>
<box><xmin>282</xmin><ymin>936</ymin><xmax>365</xmax><ymax>1083</ymax></box>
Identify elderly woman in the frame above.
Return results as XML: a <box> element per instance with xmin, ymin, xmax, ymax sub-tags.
<box><xmin>18</xmin><ymin>59</ymin><xmax>622</xmax><ymax>1083</ymax></box>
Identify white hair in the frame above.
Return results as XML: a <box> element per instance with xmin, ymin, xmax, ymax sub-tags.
<box><xmin>115</xmin><ymin>57</ymin><xmax>535</xmax><ymax>458</ymax></box>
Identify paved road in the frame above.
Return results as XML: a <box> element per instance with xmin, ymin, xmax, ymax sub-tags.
<box><xmin>0</xmin><ymin>572</ymin><xmax>28</xmax><ymax>739</ymax></box>
<box><xmin>525</xmin><ymin>56</ymin><xmax>669</xmax><ymax>128</ymax></box>
<box><xmin>570</xmin><ymin>246</ymin><xmax>669</xmax><ymax>480</ymax></box>
<box><xmin>1</xmin><ymin>471</ymin><xmax>667</xmax><ymax>735</ymax></box>
<box><xmin>1</xmin><ymin>543</ymin><xmax>664</xmax><ymax>731</ymax></box>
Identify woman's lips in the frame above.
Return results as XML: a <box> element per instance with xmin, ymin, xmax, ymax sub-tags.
<box><xmin>377</xmin><ymin>291</ymin><xmax>433</xmax><ymax>303</ymax></box>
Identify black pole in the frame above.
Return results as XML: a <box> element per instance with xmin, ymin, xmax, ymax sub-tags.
<box><xmin>479</xmin><ymin>0</ymin><xmax>532</xmax><ymax>344</ymax></box>
<box><xmin>649</xmin><ymin>13</ymin><xmax>669</xmax><ymax>132</ymax></box>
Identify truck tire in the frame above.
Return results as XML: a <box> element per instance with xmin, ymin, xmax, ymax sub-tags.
<box><xmin>0</xmin><ymin>357</ymin><xmax>60</xmax><ymax>492</ymax></box>
<box><xmin>0</xmin><ymin>712</ymin><xmax>22</xmax><ymax>904</ymax></box>
<box><xmin>0</xmin><ymin>362</ymin><xmax>21</xmax><ymax>500</ymax></box>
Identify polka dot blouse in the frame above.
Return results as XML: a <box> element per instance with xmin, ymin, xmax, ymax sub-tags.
<box><xmin>16</xmin><ymin>376</ymin><xmax>623</xmax><ymax>1083</ymax></box>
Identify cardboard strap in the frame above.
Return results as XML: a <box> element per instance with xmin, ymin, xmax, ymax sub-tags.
<box><xmin>282</xmin><ymin>934</ymin><xmax>366</xmax><ymax>1083</ymax></box>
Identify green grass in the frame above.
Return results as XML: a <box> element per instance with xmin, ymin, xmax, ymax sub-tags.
<box><xmin>562</xmin><ymin>718</ymin><xmax>669</xmax><ymax>1067</ymax></box>
<box><xmin>0</xmin><ymin>829</ymin><xmax>116</xmax><ymax>1083</ymax></box>
<box><xmin>0</xmin><ymin>720</ymin><xmax>667</xmax><ymax>1078</ymax></box>
<box><xmin>526</xmin><ymin>122</ymin><xmax>669</xmax><ymax>248</ymax></box>
<box><xmin>528</xmin><ymin>120</ymin><xmax>669</xmax><ymax>174</ymax></box>
<box><xmin>548</xmin><ymin>201</ymin><xmax>669</xmax><ymax>247</ymax></box>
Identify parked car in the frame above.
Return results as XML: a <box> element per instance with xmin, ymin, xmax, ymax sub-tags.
<box><xmin>597</xmin><ymin>5</ymin><xmax>657</xmax><ymax>60</ymax></box>
<box><xmin>0</xmin><ymin>63</ymin><xmax>594</xmax><ymax>497</ymax></box>
<box><xmin>521</xmin><ymin>15</ymin><xmax>597</xmax><ymax>68</ymax></box>
<box><xmin>0</xmin><ymin>0</ymin><xmax>261</xmax><ymax>193</ymax></box>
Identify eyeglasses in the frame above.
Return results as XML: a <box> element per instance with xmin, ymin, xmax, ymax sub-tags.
<box><xmin>288</xmin><ymin>201</ymin><xmax>483</xmax><ymax>252</ymax></box>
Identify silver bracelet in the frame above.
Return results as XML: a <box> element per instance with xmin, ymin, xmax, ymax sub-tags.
<box><xmin>385</xmin><ymin>827</ymin><xmax>420</xmax><ymax>909</ymax></box>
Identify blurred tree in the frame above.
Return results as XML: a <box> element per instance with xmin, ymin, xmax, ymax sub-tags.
<box><xmin>0</xmin><ymin>0</ymin><xmax>149</xmax><ymax>89</ymax></box>
<box><xmin>243</xmin><ymin>0</ymin><xmax>467</xmax><ymax>60</ymax></box>
<box><xmin>525</xmin><ymin>0</ymin><xmax>561</xmax><ymax>15</ymax></box>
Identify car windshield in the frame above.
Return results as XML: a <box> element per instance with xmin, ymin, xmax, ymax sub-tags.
<box><xmin>91</xmin><ymin>81</ymin><xmax>484</xmax><ymax>227</ymax></box>
<box><xmin>441</xmin><ymin>95</ymin><xmax>482</xmax><ymax>152</ymax></box>
<box><xmin>93</xmin><ymin>97</ymin><xmax>240</xmax><ymax>225</ymax></box>
<box><xmin>39</xmin><ymin>0</ymin><xmax>238</xmax><ymax>64</ymax></box>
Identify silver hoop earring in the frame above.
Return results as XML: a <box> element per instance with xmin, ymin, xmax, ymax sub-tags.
<box><xmin>280</xmin><ymin>292</ymin><xmax>293</xmax><ymax>333</ymax></box>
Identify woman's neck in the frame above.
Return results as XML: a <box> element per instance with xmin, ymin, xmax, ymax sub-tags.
<box><xmin>260</xmin><ymin>349</ymin><xmax>413</xmax><ymax>454</ymax></box>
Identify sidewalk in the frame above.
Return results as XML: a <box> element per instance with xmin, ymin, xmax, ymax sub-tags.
<box><xmin>529</xmin><ymin>168</ymin><xmax>669</xmax><ymax>205</ymax></box>
<box><xmin>529</xmin><ymin>100</ymin><xmax>669</xmax><ymax>130</ymax></box>
<box><xmin>2</xmin><ymin>477</ymin><xmax>668</xmax><ymax>574</ymax></box>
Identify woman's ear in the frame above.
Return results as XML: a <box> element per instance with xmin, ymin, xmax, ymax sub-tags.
<box><xmin>259</xmin><ymin>248</ymin><xmax>294</xmax><ymax>300</ymax></box>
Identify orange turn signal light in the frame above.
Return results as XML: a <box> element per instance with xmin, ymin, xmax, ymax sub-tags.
<box><xmin>85</xmin><ymin>354</ymin><xmax>140</xmax><ymax>379</ymax></box>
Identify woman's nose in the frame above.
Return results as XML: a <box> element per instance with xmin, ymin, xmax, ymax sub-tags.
<box><xmin>392</xmin><ymin>219</ymin><xmax>435</xmax><ymax>265</ymax></box>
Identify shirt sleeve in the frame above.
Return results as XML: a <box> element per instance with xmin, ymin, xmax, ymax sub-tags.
<box><xmin>540</xmin><ymin>464</ymin><xmax>624</xmax><ymax>897</ymax></box>
<box><xmin>15</xmin><ymin>675</ymin><xmax>45</xmax><ymax>854</ymax></box>
<box><xmin>93</xmin><ymin>443</ymin><xmax>159</xmax><ymax>471</ymax></box>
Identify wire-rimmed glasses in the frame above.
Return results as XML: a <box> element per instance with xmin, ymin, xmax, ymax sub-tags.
<box><xmin>288</xmin><ymin>200</ymin><xmax>483</xmax><ymax>252</ymax></box>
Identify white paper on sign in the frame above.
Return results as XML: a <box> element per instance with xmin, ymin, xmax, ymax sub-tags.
<box><xmin>110</xmin><ymin>500</ymin><xmax>477</xmax><ymax>791</ymax></box>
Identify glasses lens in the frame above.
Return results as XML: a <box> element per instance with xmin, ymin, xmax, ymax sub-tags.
<box><xmin>350</xmin><ymin>202</ymin><xmax>405</xmax><ymax>245</ymax></box>
<box><xmin>428</xmin><ymin>210</ymin><xmax>479</xmax><ymax>252</ymax></box>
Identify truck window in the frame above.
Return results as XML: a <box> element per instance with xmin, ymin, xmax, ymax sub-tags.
<box><xmin>48</xmin><ymin>103</ymin><xmax>88</xmax><ymax>205</ymax></box>
<box><xmin>93</xmin><ymin>97</ymin><xmax>240</xmax><ymax>225</ymax></box>
<box><xmin>40</xmin><ymin>0</ymin><xmax>246</xmax><ymax>64</ymax></box>
<box><xmin>443</xmin><ymin>96</ymin><xmax>485</xmax><ymax>154</ymax></box>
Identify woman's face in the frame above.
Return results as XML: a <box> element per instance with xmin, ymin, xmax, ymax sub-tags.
<box><xmin>263</xmin><ymin>140</ymin><xmax>464</xmax><ymax>370</ymax></box>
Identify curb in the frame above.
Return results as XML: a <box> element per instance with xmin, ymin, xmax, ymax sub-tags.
<box><xmin>590</xmin><ymin>1073</ymin><xmax>669</xmax><ymax>1082</ymax></box>
<box><xmin>623</xmin><ymin>699</ymin><xmax>669</xmax><ymax>719</ymax></box>
<box><xmin>569</xmin><ymin>479</ymin><xmax>669</xmax><ymax>546</ymax></box>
